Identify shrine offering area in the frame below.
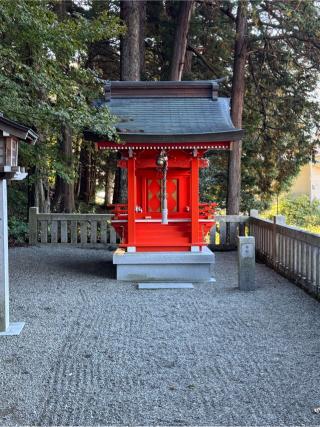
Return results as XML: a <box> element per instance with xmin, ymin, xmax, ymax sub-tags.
<box><xmin>1</xmin><ymin>246</ymin><xmax>320</xmax><ymax>426</ymax></box>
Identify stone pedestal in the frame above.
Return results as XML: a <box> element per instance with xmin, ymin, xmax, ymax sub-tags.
<box><xmin>238</xmin><ymin>236</ymin><xmax>256</xmax><ymax>291</ymax></box>
<box><xmin>113</xmin><ymin>246</ymin><xmax>215</xmax><ymax>283</ymax></box>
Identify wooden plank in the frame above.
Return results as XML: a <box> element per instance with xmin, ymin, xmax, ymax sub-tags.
<box><xmin>279</xmin><ymin>234</ymin><xmax>283</xmax><ymax>267</ymax></box>
<box><xmin>312</xmin><ymin>246</ymin><xmax>317</xmax><ymax>287</ymax></box>
<box><xmin>28</xmin><ymin>207</ymin><xmax>39</xmax><ymax>245</ymax></box>
<box><xmin>61</xmin><ymin>220</ymin><xmax>68</xmax><ymax>243</ymax></box>
<box><xmin>249</xmin><ymin>217</ymin><xmax>273</xmax><ymax>229</ymax></box>
<box><xmin>276</xmin><ymin>223</ymin><xmax>320</xmax><ymax>247</ymax></box>
<box><xmin>40</xmin><ymin>221</ymin><xmax>48</xmax><ymax>244</ymax></box>
<box><xmin>101</xmin><ymin>221</ymin><xmax>107</xmax><ymax>243</ymax></box>
<box><xmin>110</xmin><ymin>226</ymin><xmax>117</xmax><ymax>244</ymax></box>
<box><xmin>80</xmin><ymin>221</ymin><xmax>88</xmax><ymax>244</ymax></box>
<box><xmin>51</xmin><ymin>221</ymin><xmax>58</xmax><ymax>243</ymax></box>
<box><xmin>37</xmin><ymin>213</ymin><xmax>113</xmax><ymax>221</ymax></box>
<box><xmin>219</xmin><ymin>222</ymin><xmax>226</xmax><ymax>246</ymax></box>
<box><xmin>90</xmin><ymin>220</ymin><xmax>97</xmax><ymax>244</ymax></box>
<box><xmin>209</xmin><ymin>224</ymin><xmax>216</xmax><ymax>245</ymax></box>
<box><xmin>229</xmin><ymin>222</ymin><xmax>238</xmax><ymax>246</ymax></box>
<box><xmin>283</xmin><ymin>236</ymin><xmax>287</xmax><ymax>270</ymax></box>
<box><xmin>71</xmin><ymin>221</ymin><xmax>78</xmax><ymax>244</ymax></box>
<box><xmin>239</xmin><ymin>222</ymin><xmax>245</xmax><ymax>237</ymax></box>
<box><xmin>302</xmin><ymin>243</ymin><xmax>307</xmax><ymax>280</ymax></box>
<box><xmin>293</xmin><ymin>239</ymin><xmax>297</xmax><ymax>274</ymax></box>
<box><xmin>298</xmin><ymin>241</ymin><xmax>302</xmax><ymax>277</ymax></box>
<box><xmin>289</xmin><ymin>238</ymin><xmax>293</xmax><ymax>274</ymax></box>
<box><xmin>316</xmin><ymin>248</ymin><xmax>320</xmax><ymax>293</ymax></box>
<box><xmin>215</xmin><ymin>215</ymin><xmax>249</xmax><ymax>223</ymax></box>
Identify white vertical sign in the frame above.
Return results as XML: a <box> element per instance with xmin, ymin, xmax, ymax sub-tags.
<box><xmin>0</xmin><ymin>179</ymin><xmax>9</xmax><ymax>332</ymax></box>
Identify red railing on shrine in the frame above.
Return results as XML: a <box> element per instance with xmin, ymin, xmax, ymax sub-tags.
<box><xmin>110</xmin><ymin>202</ymin><xmax>217</xmax><ymax>220</ymax></box>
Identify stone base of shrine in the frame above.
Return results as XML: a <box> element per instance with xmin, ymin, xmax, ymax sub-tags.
<box><xmin>113</xmin><ymin>247</ymin><xmax>215</xmax><ymax>282</ymax></box>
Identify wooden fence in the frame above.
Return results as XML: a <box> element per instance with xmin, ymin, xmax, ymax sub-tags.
<box><xmin>250</xmin><ymin>213</ymin><xmax>320</xmax><ymax>298</ymax></box>
<box><xmin>209</xmin><ymin>215</ymin><xmax>249</xmax><ymax>250</ymax></box>
<box><xmin>29</xmin><ymin>207</ymin><xmax>249</xmax><ymax>250</ymax></box>
<box><xmin>28</xmin><ymin>207</ymin><xmax>320</xmax><ymax>297</ymax></box>
<box><xmin>28</xmin><ymin>207</ymin><xmax>118</xmax><ymax>247</ymax></box>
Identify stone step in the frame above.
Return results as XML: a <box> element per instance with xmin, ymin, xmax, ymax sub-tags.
<box><xmin>138</xmin><ymin>282</ymin><xmax>194</xmax><ymax>290</ymax></box>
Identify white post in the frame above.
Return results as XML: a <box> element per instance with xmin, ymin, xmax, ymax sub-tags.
<box><xmin>0</xmin><ymin>179</ymin><xmax>9</xmax><ymax>332</ymax></box>
<box><xmin>0</xmin><ymin>179</ymin><xmax>25</xmax><ymax>336</ymax></box>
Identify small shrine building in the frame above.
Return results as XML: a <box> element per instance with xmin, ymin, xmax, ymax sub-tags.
<box><xmin>86</xmin><ymin>80</ymin><xmax>243</xmax><ymax>282</ymax></box>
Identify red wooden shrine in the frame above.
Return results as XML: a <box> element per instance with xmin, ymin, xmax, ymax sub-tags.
<box><xmin>87</xmin><ymin>81</ymin><xmax>243</xmax><ymax>253</ymax></box>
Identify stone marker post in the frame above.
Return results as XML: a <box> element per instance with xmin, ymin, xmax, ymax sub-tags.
<box><xmin>238</xmin><ymin>236</ymin><xmax>255</xmax><ymax>291</ymax></box>
<box><xmin>0</xmin><ymin>179</ymin><xmax>9</xmax><ymax>332</ymax></box>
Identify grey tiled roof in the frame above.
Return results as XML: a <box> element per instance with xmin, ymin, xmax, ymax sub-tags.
<box><xmin>109</xmin><ymin>97</ymin><xmax>238</xmax><ymax>135</ymax></box>
<box><xmin>102</xmin><ymin>97</ymin><xmax>243</xmax><ymax>143</ymax></box>
<box><xmin>86</xmin><ymin>81</ymin><xmax>244</xmax><ymax>143</ymax></box>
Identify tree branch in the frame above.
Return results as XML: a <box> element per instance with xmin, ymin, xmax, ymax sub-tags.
<box><xmin>187</xmin><ymin>44</ymin><xmax>218</xmax><ymax>76</ymax></box>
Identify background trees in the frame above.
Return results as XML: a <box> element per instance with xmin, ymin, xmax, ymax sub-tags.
<box><xmin>1</xmin><ymin>0</ymin><xmax>319</xmax><ymax>238</ymax></box>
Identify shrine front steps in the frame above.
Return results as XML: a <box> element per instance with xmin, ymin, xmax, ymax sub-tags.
<box><xmin>113</xmin><ymin>246</ymin><xmax>215</xmax><ymax>283</ymax></box>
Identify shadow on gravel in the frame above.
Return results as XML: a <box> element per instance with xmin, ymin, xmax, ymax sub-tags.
<box><xmin>52</xmin><ymin>259</ymin><xmax>116</xmax><ymax>279</ymax></box>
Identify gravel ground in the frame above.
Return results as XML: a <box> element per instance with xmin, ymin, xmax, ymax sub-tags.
<box><xmin>1</xmin><ymin>246</ymin><xmax>320</xmax><ymax>426</ymax></box>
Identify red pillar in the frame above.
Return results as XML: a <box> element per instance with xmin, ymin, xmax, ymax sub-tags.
<box><xmin>127</xmin><ymin>154</ymin><xmax>136</xmax><ymax>251</ymax></box>
<box><xmin>191</xmin><ymin>153</ymin><xmax>199</xmax><ymax>249</ymax></box>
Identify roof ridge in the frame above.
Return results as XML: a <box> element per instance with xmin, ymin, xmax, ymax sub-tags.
<box><xmin>104</xmin><ymin>80</ymin><xmax>220</xmax><ymax>101</ymax></box>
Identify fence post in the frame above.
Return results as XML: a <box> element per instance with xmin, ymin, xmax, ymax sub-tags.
<box><xmin>249</xmin><ymin>209</ymin><xmax>259</xmax><ymax>236</ymax></box>
<box><xmin>273</xmin><ymin>215</ymin><xmax>286</xmax><ymax>268</ymax></box>
<box><xmin>29</xmin><ymin>207</ymin><xmax>39</xmax><ymax>245</ymax></box>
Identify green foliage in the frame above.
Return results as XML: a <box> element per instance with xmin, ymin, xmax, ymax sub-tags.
<box><xmin>175</xmin><ymin>1</ymin><xmax>320</xmax><ymax>211</ymax></box>
<box><xmin>262</xmin><ymin>195</ymin><xmax>320</xmax><ymax>234</ymax></box>
<box><xmin>8</xmin><ymin>217</ymin><xmax>28</xmax><ymax>245</ymax></box>
<box><xmin>2</xmin><ymin>0</ymin><xmax>320</xmax><ymax>217</ymax></box>
<box><xmin>0</xmin><ymin>0</ymin><xmax>122</xmax><ymax>188</ymax></box>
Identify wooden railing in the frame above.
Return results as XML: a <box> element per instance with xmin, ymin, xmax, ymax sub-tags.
<box><xmin>209</xmin><ymin>215</ymin><xmax>249</xmax><ymax>250</ymax></box>
<box><xmin>250</xmin><ymin>213</ymin><xmax>320</xmax><ymax>297</ymax></box>
<box><xmin>28</xmin><ymin>207</ymin><xmax>118</xmax><ymax>247</ymax></box>
<box><xmin>28</xmin><ymin>207</ymin><xmax>320</xmax><ymax>297</ymax></box>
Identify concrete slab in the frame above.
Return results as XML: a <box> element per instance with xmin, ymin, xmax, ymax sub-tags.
<box><xmin>113</xmin><ymin>247</ymin><xmax>215</xmax><ymax>282</ymax></box>
<box><xmin>0</xmin><ymin>321</ymin><xmax>25</xmax><ymax>336</ymax></box>
<box><xmin>138</xmin><ymin>282</ymin><xmax>194</xmax><ymax>290</ymax></box>
<box><xmin>113</xmin><ymin>246</ymin><xmax>214</xmax><ymax>264</ymax></box>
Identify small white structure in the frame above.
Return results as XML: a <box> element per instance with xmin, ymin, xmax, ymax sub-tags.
<box><xmin>0</xmin><ymin>114</ymin><xmax>37</xmax><ymax>336</ymax></box>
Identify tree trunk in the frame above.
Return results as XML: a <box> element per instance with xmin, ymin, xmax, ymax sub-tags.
<box><xmin>54</xmin><ymin>125</ymin><xmax>75</xmax><ymax>212</ymax></box>
<box><xmin>139</xmin><ymin>1</ymin><xmax>146</xmax><ymax>78</ymax></box>
<box><xmin>32</xmin><ymin>134</ymin><xmax>50</xmax><ymax>213</ymax></box>
<box><xmin>120</xmin><ymin>0</ymin><xmax>145</xmax><ymax>81</ymax></box>
<box><xmin>169</xmin><ymin>1</ymin><xmax>194</xmax><ymax>81</ymax></box>
<box><xmin>227</xmin><ymin>0</ymin><xmax>248</xmax><ymax>215</ymax></box>
<box><xmin>117</xmin><ymin>1</ymin><xmax>145</xmax><ymax>204</ymax></box>
<box><xmin>53</xmin><ymin>0</ymin><xmax>75</xmax><ymax>213</ymax></box>
<box><xmin>62</xmin><ymin>125</ymin><xmax>75</xmax><ymax>212</ymax></box>
<box><xmin>79</xmin><ymin>141</ymin><xmax>91</xmax><ymax>204</ymax></box>
<box><xmin>89</xmin><ymin>151</ymin><xmax>97</xmax><ymax>204</ymax></box>
<box><xmin>104</xmin><ymin>153</ymin><xmax>117</xmax><ymax>207</ymax></box>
